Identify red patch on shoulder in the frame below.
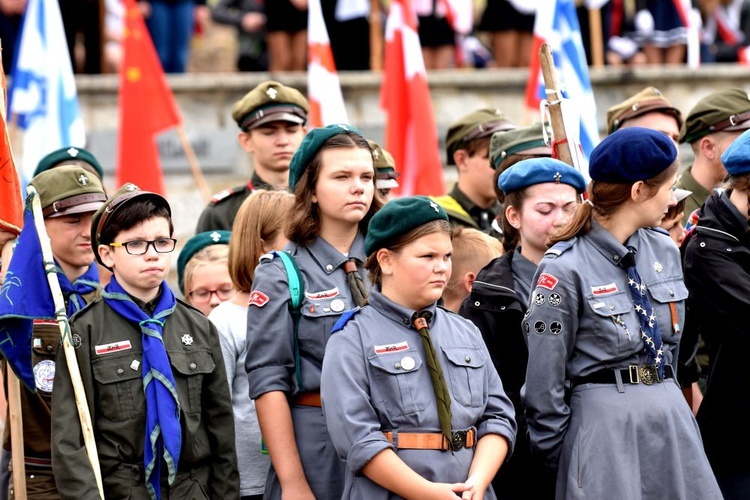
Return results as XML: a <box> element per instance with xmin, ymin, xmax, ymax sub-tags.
<box><xmin>248</xmin><ymin>291</ymin><xmax>269</xmax><ymax>308</ymax></box>
<box><xmin>537</xmin><ymin>273</ymin><xmax>559</xmax><ymax>290</ymax></box>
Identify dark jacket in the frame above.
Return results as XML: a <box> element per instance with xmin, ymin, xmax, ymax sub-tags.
<box><xmin>683</xmin><ymin>191</ymin><xmax>750</xmax><ymax>473</ymax></box>
<box><xmin>195</xmin><ymin>172</ymin><xmax>272</xmax><ymax>233</ymax></box>
<box><xmin>51</xmin><ymin>296</ymin><xmax>240</xmax><ymax>499</ymax></box>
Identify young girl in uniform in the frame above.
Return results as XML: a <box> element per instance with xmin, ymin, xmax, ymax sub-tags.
<box><xmin>321</xmin><ymin>196</ymin><xmax>517</xmax><ymax>499</ymax></box>
<box><xmin>522</xmin><ymin>128</ymin><xmax>722</xmax><ymax>499</ymax></box>
<box><xmin>245</xmin><ymin>124</ymin><xmax>381</xmax><ymax>499</ymax></box>
<box><xmin>177</xmin><ymin>230</ymin><xmax>234</xmax><ymax>316</ymax></box>
<box><xmin>460</xmin><ymin>157</ymin><xmax>585</xmax><ymax>499</ymax></box>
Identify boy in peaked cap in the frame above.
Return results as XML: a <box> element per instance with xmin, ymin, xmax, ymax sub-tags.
<box><xmin>677</xmin><ymin>88</ymin><xmax>750</xmax><ymax>217</ymax></box>
<box><xmin>196</xmin><ymin>80</ymin><xmax>309</xmax><ymax>233</ymax></box>
<box><xmin>606</xmin><ymin>87</ymin><xmax>683</xmax><ymax>143</ymax></box>
<box><xmin>2</xmin><ymin>165</ymin><xmax>107</xmax><ymax>498</ymax></box>
<box><xmin>366</xmin><ymin>139</ymin><xmax>400</xmax><ymax>201</ymax></box>
<box><xmin>432</xmin><ymin>108</ymin><xmax>516</xmax><ymax>233</ymax></box>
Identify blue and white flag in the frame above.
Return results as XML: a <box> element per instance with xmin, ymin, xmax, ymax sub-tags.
<box><xmin>10</xmin><ymin>0</ymin><xmax>85</xmax><ymax>182</ymax></box>
<box><xmin>525</xmin><ymin>0</ymin><xmax>599</xmax><ymax>160</ymax></box>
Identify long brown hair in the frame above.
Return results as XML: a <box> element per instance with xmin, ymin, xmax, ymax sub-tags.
<box><xmin>286</xmin><ymin>133</ymin><xmax>384</xmax><ymax>245</ymax></box>
<box><xmin>550</xmin><ymin>162</ymin><xmax>678</xmax><ymax>245</ymax></box>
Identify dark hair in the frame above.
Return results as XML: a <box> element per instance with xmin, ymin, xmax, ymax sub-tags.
<box><xmin>664</xmin><ymin>198</ymin><xmax>687</xmax><ymax>222</ymax></box>
<box><xmin>99</xmin><ymin>199</ymin><xmax>173</xmax><ymax>246</ymax></box>
<box><xmin>550</xmin><ymin>162</ymin><xmax>678</xmax><ymax>245</ymax></box>
<box><xmin>365</xmin><ymin>219</ymin><xmax>453</xmax><ymax>287</ymax></box>
<box><xmin>462</xmin><ymin>136</ymin><xmax>491</xmax><ymax>159</ymax></box>
<box><xmin>725</xmin><ymin>172</ymin><xmax>750</xmax><ymax>220</ymax></box>
<box><xmin>286</xmin><ymin>133</ymin><xmax>384</xmax><ymax>245</ymax></box>
<box><xmin>501</xmin><ymin>190</ymin><xmax>529</xmax><ymax>252</ymax></box>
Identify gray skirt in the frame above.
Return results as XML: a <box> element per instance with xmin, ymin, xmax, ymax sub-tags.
<box><xmin>558</xmin><ymin>379</ymin><xmax>722</xmax><ymax>500</ymax></box>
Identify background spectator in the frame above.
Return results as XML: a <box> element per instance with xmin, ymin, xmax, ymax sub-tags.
<box><xmin>478</xmin><ymin>0</ymin><xmax>535</xmax><ymax>68</ymax></box>
<box><xmin>265</xmin><ymin>0</ymin><xmax>307</xmax><ymax>72</ymax></box>
<box><xmin>211</xmin><ymin>0</ymin><xmax>268</xmax><ymax>71</ymax></box>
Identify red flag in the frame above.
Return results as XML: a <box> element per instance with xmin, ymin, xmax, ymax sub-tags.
<box><xmin>380</xmin><ymin>0</ymin><xmax>445</xmax><ymax>197</ymax></box>
<box><xmin>0</xmin><ymin>46</ymin><xmax>23</xmax><ymax>235</ymax></box>
<box><xmin>117</xmin><ymin>0</ymin><xmax>181</xmax><ymax>195</ymax></box>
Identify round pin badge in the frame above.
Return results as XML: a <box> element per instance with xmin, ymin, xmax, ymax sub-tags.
<box><xmin>400</xmin><ymin>356</ymin><xmax>416</xmax><ymax>371</ymax></box>
<box><xmin>330</xmin><ymin>299</ymin><xmax>345</xmax><ymax>312</ymax></box>
<box><xmin>33</xmin><ymin>360</ymin><xmax>55</xmax><ymax>393</ymax></box>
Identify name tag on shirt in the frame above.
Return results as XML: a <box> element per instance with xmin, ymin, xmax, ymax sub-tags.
<box><xmin>95</xmin><ymin>340</ymin><xmax>132</xmax><ymax>355</ymax></box>
<box><xmin>591</xmin><ymin>283</ymin><xmax>618</xmax><ymax>296</ymax></box>
<box><xmin>374</xmin><ymin>341</ymin><xmax>409</xmax><ymax>355</ymax></box>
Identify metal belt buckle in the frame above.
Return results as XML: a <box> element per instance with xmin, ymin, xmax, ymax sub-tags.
<box><xmin>450</xmin><ymin>430</ymin><xmax>467</xmax><ymax>452</ymax></box>
<box><xmin>638</xmin><ymin>364</ymin><xmax>658</xmax><ymax>385</ymax></box>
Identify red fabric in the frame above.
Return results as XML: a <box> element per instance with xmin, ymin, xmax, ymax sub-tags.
<box><xmin>380</xmin><ymin>0</ymin><xmax>445</xmax><ymax>197</ymax></box>
<box><xmin>117</xmin><ymin>0</ymin><xmax>182</xmax><ymax>195</ymax></box>
<box><xmin>0</xmin><ymin>52</ymin><xmax>22</xmax><ymax>235</ymax></box>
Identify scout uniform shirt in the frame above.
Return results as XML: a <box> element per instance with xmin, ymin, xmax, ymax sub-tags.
<box><xmin>321</xmin><ymin>291</ymin><xmax>517</xmax><ymax>500</ymax></box>
<box><xmin>51</xmin><ymin>293</ymin><xmax>240</xmax><ymax>499</ymax></box>
<box><xmin>431</xmin><ymin>185</ymin><xmax>499</xmax><ymax>232</ymax></box>
<box><xmin>195</xmin><ymin>172</ymin><xmax>272</xmax><ymax>233</ymax></box>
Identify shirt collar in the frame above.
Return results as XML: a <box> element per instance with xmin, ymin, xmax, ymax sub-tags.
<box><xmin>369</xmin><ymin>290</ymin><xmax>438</xmax><ymax>329</ymax></box>
<box><xmin>306</xmin><ymin>232</ymin><xmax>366</xmax><ymax>275</ymax></box>
<box><xmin>584</xmin><ymin>219</ymin><xmax>633</xmax><ymax>267</ymax></box>
<box><xmin>678</xmin><ymin>167</ymin><xmax>712</xmax><ymax>208</ymax></box>
<box><xmin>129</xmin><ymin>285</ymin><xmax>163</xmax><ymax>316</ymax></box>
<box><xmin>449</xmin><ymin>184</ymin><xmax>498</xmax><ymax>226</ymax></box>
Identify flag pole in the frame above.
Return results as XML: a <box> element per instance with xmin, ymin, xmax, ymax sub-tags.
<box><xmin>26</xmin><ymin>186</ymin><xmax>104</xmax><ymax>499</ymax></box>
<box><xmin>175</xmin><ymin>125</ymin><xmax>211</xmax><ymax>203</ymax></box>
<box><xmin>7</xmin><ymin>365</ymin><xmax>26</xmax><ymax>500</ymax></box>
<box><xmin>539</xmin><ymin>43</ymin><xmax>573</xmax><ymax>166</ymax></box>
<box><xmin>588</xmin><ymin>8</ymin><xmax>604</xmax><ymax>68</ymax></box>
<box><xmin>370</xmin><ymin>0</ymin><xmax>383</xmax><ymax>71</ymax></box>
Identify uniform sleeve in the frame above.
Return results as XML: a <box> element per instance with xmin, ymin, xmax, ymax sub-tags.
<box><xmin>522</xmin><ymin>258</ymin><xmax>579</xmax><ymax>471</ymax></box>
<box><xmin>51</xmin><ymin>320</ymin><xmax>100</xmax><ymax>499</ymax></box>
<box><xmin>245</xmin><ymin>259</ymin><xmax>296</xmax><ymax>398</ymax></box>
<box><xmin>196</xmin><ymin>204</ymin><xmax>228</xmax><ymax>233</ymax></box>
<box><xmin>202</xmin><ymin>320</ymin><xmax>241</xmax><ymax>497</ymax></box>
<box><xmin>321</xmin><ymin>326</ymin><xmax>393</xmax><ymax>475</ymax></box>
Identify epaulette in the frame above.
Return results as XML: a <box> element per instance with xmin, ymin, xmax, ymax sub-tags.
<box><xmin>331</xmin><ymin>307</ymin><xmax>362</xmax><ymax>334</ymax></box>
<box><xmin>259</xmin><ymin>252</ymin><xmax>275</xmax><ymax>263</ymax></box>
<box><xmin>647</xmin><ymin>226</ymin><xmax>669</xmax><ymax>236</ymax></box>
<box><xmin>545</xmin><ymin>237</ymin><xmax>576</xmax><ymax>257</ymax></box>
<box><xmin>210</xmin><ymin>185</ymin><xmax>245</xmax><ymax>205</ymax></box>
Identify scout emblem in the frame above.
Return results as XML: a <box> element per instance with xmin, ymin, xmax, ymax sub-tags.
<box><xmin>430</xmin><ymin>201</ymin><xmax>439</xmax><ymax>213</ymax></box>
<box><xmin>210</xmin><ymin>231</ymin><xmax>222</xmax><ymax>242</ymax></box>
<box><xmin>653</xmin><ymin>261</ymin><xmax>663</xmax><ymax>273</ymax></box>
<box><xmin>550</xmin><ymin>322</ymin><xmax>562</xmax><ymax>335</ymax></box>
<box><xmin>33</xmin><ymin>360</ymin><xmax>55</xmax><ymax>393</ymax></box>
<box><xmin>548</xmin><ymin>293</ymin><xmax>562</xmax><ymax>306</ymax></box>
<box><xmin>124</xmin><ymin>183</ymin><xmax>138</xmax><ymax>191</ymax></box>
<box><xmin>181</xmin><ymin>334</ymin><xmax>194</xmax><ymax>346</ymax></box>
<box><xmin>67</xmin><ymin>147</ymin><xmax>79</xmax><ymax>157</ymax></box>
<box><xmin>78</xmin><ymin>174</ymin><xmax>89</xmax><ymax>186</ymax></box>
<box><xmin>400</xmin><ymin>356</ymin><xmax>416</xmax><ymax>371</ymax></box>
<box><xmin>553</xmin><ymin>172</ymin><xmax>562</xmax><ymax>183</ymax></box>
<box><xmin>330</xmin><ymin>298</ymin><xmax>345</xmax><ymax>313</ymax></box>
<box><xmin>266</xmin><ymin>87</ymin><xmax>278</xmax><ymax>99</ymax></box>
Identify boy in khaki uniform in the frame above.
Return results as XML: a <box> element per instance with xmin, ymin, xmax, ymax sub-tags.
<box><xmin>51</xmin><ymin>184</ymin><xmax>239</xmax><ymax>499</ymax></box>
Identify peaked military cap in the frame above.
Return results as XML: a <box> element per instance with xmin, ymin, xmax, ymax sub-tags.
<box><xmin>29</xmin><ymin>165</ymin><xmax>107</xmax><ymax>218</ymax></box>
<box><xmin>367</xmin><ymin>140</ymin><xmax>400</xmax><ymax>189</ymax></box>
<box><xmin>490</xmin><ymin>122</ymin><xmax>552</xmax><ymax>169</ymax></box>
<box><xmin>445</xmin><ymin>108</ymin><xmax>516</xmax><ymax>165</ymax></box>
<box><xmin>680</xmin><ymin>88</ymin><xmax>750</xmax><ymax>143</ymax></box>
<box><xmin>232</xmin><ymin>81</ymin><xmax>309</xmax><ymax>131</ymax></box>
<box><xmin>607</xmin><ymin>87</ymin><xmax>683</xmax><ymax>134</ymax></box>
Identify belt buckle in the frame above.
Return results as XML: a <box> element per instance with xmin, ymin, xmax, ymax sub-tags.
<box><xmin>638</xmin><ymin>364</ymin><xmax>658</xmax><ymax>385</ymax></box>
<box><xmin>628</xmin><ymin>365</ymin><xmax>640</xmax><ymax>384</ymax></box>
<box><xmin>450</xmin><ymin>430</ymin><xmax>466</xmax><ymax>452</ymax></box>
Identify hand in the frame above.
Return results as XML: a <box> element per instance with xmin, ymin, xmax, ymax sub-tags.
<box><xmin>460</xmin><ymin>476</ymin><xmax>489</xmax><ymax>500</ymax></box>
<box><xmin>635</xmin><ymin>9</ymin><xmax>655</xmax><ymax>34</ymax></box>
<box><xmin>426</xmin><ymin>482</ymin><xmax>469</xmax><ymax>499</ymax></box>
<box><xmin>241</xmin><ymin>12</ymin><xmax>266</xmax><ymax>32</ymax></box>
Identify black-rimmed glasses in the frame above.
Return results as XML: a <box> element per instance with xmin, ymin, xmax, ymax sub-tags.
<box><xmin>109</xmin><ymin>238</ymin><xmax>177</xmax><ymax>255</ymax></box>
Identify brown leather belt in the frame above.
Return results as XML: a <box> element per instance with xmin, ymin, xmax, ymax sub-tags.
<box><xmin>291</xmin><ymin>391</ymin><xmax>321</xmax><ymax>407</ymax></box>
<box><xmin>383</xmin><ymin>429</ymin><xmax>476</xmax><ymax>452</ymax></box>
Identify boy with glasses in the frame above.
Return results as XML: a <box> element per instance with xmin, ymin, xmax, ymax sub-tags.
<box><xmin>51</xmin><ymin>183</ymin><xmax>239</xmax><ymax>498</ymax></box>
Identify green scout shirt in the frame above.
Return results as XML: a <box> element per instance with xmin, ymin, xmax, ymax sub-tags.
<box><xmin>195</xmin><ymin>172</ymin><xmax>273</xmax><ymax>233</ymax></box>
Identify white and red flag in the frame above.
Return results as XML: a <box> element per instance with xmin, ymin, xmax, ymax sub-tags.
<box><xmin>380</xmin><ymin>0</ymin><xmax>445</xmax><ymax>197</ymax></box>
<box><xmin>307</xmin><ymin>0</ymin><xmax>348</xmax><ymax>128</ymax></box>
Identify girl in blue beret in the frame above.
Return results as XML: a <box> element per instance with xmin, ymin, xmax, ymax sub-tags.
<box><xmin>321</xmin><ymin>196</ymin><xmax>516</xmax><ymax>499</ymax></box>
<box><xmin>522</xmin><ymin>128</ymin><xmax>722</xmax><ymax>499</ymax></box>
<box><xmin>245</xmin><ymin>125</ymin><xmax>382</xmax><ymax>500</ymax></box>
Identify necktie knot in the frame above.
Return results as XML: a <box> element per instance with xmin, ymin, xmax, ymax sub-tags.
<box><xmin>411</xmin><ymin>310</ymin><xmax>433</xmax><ymax>331</ymax></box>
<box><xmin>342</xmin><ymin>258</ymin><xmax>369</xmax><ymax>307</ymax></box>
<box><xmin>620</xmin><ymin>247</ymin><xmax>637</xmax><ymax>269</ymax></box>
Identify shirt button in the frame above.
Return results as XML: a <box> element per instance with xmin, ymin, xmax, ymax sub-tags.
<box><xmin>189</xmin><ymin>362</ymin><xmax>197</xmax><ymax>370</ymax></box>
<box><xmin>402</xmin><ymin>318</ymin><xmax>410</xmax><ymax>325</ymax></box>
<box><xmin>46</xmin><ymin>345</ymin><xmax>53</xmax><ymax>352</ymax></box>
<box><xmin>610</xmin><ymin>305</ymin><xmax>615</xmax><ymax>311</ymax></box>
<box><xmin>474</xmin><ymin>301</ymin><xmax>480</xmax><ymax>307</ymax></box>
<box><xmin>394</xmin><ymin>362</ymin><xmax>401</xmax><ymax>370</ymax></box>
<box><xmin>326</xmin><ymin>264</ymin><xmax>334</xmax><ymax>272</ymax></box>
<box><xmin>116</xmin><ymin>368</ymin><xmax>124</xmax><ymax>376</ymax></box>
<box><xmin>500</xmin><ymin>306</ymin><xmax>506</xmax><ymax>310</ymax></box>
<box><xmin>464</xmin><ymin>355</ymin><xmax>471</xmax><ymax>363</ymax></box>
<box><xmin>613</xmin><ymin>255</ymin><xmax>619</xmax><ymax>261</ymax></box>
<box><xmin>669</xmin><ymin>290</ymin><xmax>675</xmax><ymax>297</ymax></box>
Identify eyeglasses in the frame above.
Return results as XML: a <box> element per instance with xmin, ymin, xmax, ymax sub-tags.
<box><xmin>109</xmin><ymin>238</ymin><xmax>177</xmax><ymax>255</ymax></box>
<box><xmin>188</xmin><ymin>286</ymin><xmax>236</xmax><ymax>303</ymax></box>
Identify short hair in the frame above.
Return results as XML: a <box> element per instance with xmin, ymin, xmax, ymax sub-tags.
<box><xmin>182</xmin><ymin>244</ymin><xmax>229</xmax><ymax>295</ymax></box>
<box><xmin>229</xmin><ymin>190</ymin><xmax>295</xmax><ymax>293</ymax></box>
<box><xmin>444</xmin><ymin>227</ymin><xmax>502</xmax><ymax>299</ymax></box>
<box><xmin>98</xmin><ymin>199</ymin><xmax>173</xmax><ymax>246</ymax></box>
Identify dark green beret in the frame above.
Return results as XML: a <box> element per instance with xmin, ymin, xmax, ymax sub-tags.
<box><xmin>365</xmin><ymin>196</ymin><xmax>449</xmax><ymax>256</ymax></box>
<box><xmin>606</xmin><ymin>87</ymin><xmax>682</xmax><ymax>134</ymax></box>
<box><xmin>445</xmin><ymin>108</ymin><xmax>515</xmax><ymax>165</ymax></box>
<box><xmin>490</xmin><ymin>123</ymin><xmax>552</xmax><ymax>169</ymax></box>
<box><xmin>680</xmin><ymin>88</ymin><xmax>750</xmax><ymax>144</ymax></box>
<box><xmin>288</xmin><ymin>124</ymin><xmax>366</xmax><ymax>191</ymax></box>
<box><xmin>498</xmin><ymin>157</ymin><xmax>586</xmax><ymax>195</ymax></box>
<box><xmin>367</xmin><ymin>139</ymin><xmax>400</xmax><ymax>189</ymax></box>
<box><xmin>33</xmin><ymin>147</ymin><xmax>104</xmax><ymax>179</ymax></box>
<box><xmin>29</xmin><ymin>165</ymin><xmax>107</xmax><ymax>218</ymax></box>
<box><xmin>91</xmin><ymin>183</ymin><xmax>171</xmax><ymax>267</ymax></box>
<box><xmin>231</xmin><ymin>80</ymin><xmax>309</xmax><ymax>131</ymax></box>
<box><xmin>177</xmin><ymin>230</ymin><xmax>231</xmax><ymax>292</ymax></box>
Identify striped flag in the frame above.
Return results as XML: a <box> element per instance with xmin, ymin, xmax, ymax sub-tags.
<box><xmin>525</xmin><ymin>0</ymin><xmax>599</xmax><ymax>159</ymax></box>
<box><xmin>9</xmin><ymin>0</ymin><xmax>85</xmax><ymax>183</ymax></box>
<box><xmin>0</xmin><ymin>46</ymin><xmax>22</xmax><ymax>236</ymax></box>
<box><xmin>380</xmin><ymin>0</ymin><xmax>445</xmax><ymax>197</ymax></box>
<box><xmin>307</xmin><ymin>0</ymin><xmax>348</xmax><ymax>128</ymax></box>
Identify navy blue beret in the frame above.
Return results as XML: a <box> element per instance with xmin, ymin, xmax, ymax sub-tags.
<box><xmin>721</xmin><ymin>128</ymin><xmax>750</xmax><ymax>176</ymax></box>
<box><xmin>288</xmin><ymin>124</ymin><xmax>365</xmax><ymax>191</ymax></box>
<box><xmin>497</xmin><ymin>157</ymin><xmax>587</xmax><ymax>195</ymax></box>
<box><xmin>177</xmin><ymin>230</ymin><xmax>231</xmax><ymax>292</ymax></box>
<box><xmin>589</xmin><ymin>127</ymin><xmax>677</xmax><ymax>183</ymax></box>
<box><xmin>365</xmin><ymin>196</ymin><xmax>449</xmax><ymax>256</ymax></box>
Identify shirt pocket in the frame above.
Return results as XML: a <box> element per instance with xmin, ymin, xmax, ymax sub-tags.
<box><xmin>367</xmin><ymin>349</ymin><xmax>430</xmax><ymax>419</ymax></box>
<box><xmin>441</xmin><ymin>346</ymin><xmax>487</xmax><ymax>408</ymax></box>
<box><xmin>647</xmin><ymin>278</ymin><xmax>689</xmax><ymax>341</ymax></box>
<box><xmin>298</xmin><ymin>295</ymin><xmax>352</xmax><ymax>359</ymax></box>
<box><xmin>586</xmin><ymin>291</ymin><xmax>636</xmax><ymax>355</ymax></box>
<box><xmin>169</xmin><ymin>348</ymin><xmax>215</xmax><ymax>415</ymax></box>
<box><xmin>92</xmin><ymin>353</ymin><xmax>146</xmax><ymax>421</ymax></box>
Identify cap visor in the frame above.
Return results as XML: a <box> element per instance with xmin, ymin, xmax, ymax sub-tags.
<box><xmin>376</xmin><ymin>178</ymin><xmax>399</xmax><ymax>189</ymax></box>
<box><xmin>674</xmin><ymin>188</ymin><xmax>692</xmax><ymax>203</ymax></box>
<box><xmin>47</xmin><ymin>201</ymin><xmax>105</xmax><ymax>218</ymax></box>
<box><xmin>250</xmin><ymin>112</ymin><xmax>306</xmax><ymax>129</ymax></box>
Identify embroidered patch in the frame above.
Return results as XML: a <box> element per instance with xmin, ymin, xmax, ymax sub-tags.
<box><xmin>248</xmin><ymin>291</ymin><xmax>270</xmax><ymax>307</ymax></box>
<box><xmin>305</xmin><ymin>287</ymin><xmax>339</xmax><ymax>300</ymax></box>
<box><xmin>33</xmin><ymin>360</ymin><xmax>55</xmax><ymax>393</ymax></box>
<box><xmin>95</xmin><ymin>340</ymin><xmax>132</xmax><ymax>356</ymax></box>
<box><xmin>534</xmin><ymin>321</ymin><xmax>546</xmax><ymax>334</ymax></box>
<box><xmin>550</xmin><ymin>321</ymin><xmax>562</xmax><ymax>335</ymax></box>
<box><xmin>591</xmin><ymin>283</ymin><xmax>618</xmax><ymax>296</ymax></box>
<box><xmin>537</xmin><ymin>273</ymin><xmax>559</xmax><ymax>290</ymax></box>
<box><xmin>533</xmin><ymin>293</ymin><xmax>545</xmax><ymax>306</ymax></box>
<box><xmin>181</xmin><ymin>334</ymin><xmax>194</xmax><ymax>346</ymax></box>
<box><xmin>374</xmin><ymin>341</ymin><xmax>409</xmax><ymax>355</ymax></box>
<box><xmin>548</xmin><ymin>293</ymin><xmax>562</xmax><ymax>306</ymax></box>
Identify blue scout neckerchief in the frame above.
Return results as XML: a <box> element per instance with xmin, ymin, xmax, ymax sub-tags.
<box><xmin>57</xmin><ymin>262</ymin><xmax>99</xmax><ymax>316</ymax></box>
<box><xmin>621</xmin><ymin>247</ymin><xmax>664</xmax><ymax>379</ymax></box>
<box><xmin>102</xmin><ymin>277</ymin><xmax>181</xmax><ymax>500</ymax></box>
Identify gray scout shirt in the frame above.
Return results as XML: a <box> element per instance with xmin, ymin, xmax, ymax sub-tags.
<box><xmin>522</xmin><ymin>222</ymin><xmax>688</xmax><ymax>467</ymax></box>
<box><xmin>321</xmin><ymin>291</ymin><xmax>517</xmax><ymax>499</ymax></box>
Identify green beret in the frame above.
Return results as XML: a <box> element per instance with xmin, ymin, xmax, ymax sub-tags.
<box><xmin>680</xmin><ymin>88</ymin><xmax>750</xmax><ymax>144</ymax></box>
<box><xmin>365</xmin><ymin>196</ymin><xmax>449</xmax><ymax>256</ymax></box>
<box><xmin>29</xmin><ymin>165</ymin><xmax>107</xmax><ymax>218</ymax></box>
<box><xmin>231</xmin><ymin>81</ymin><xmax>309</xmax><ymax>131</ymax></box>
<box><xmin>33</xmin><ymin>147</ymin><xmax>105</xmax><ymax>179</ymax></box>
<box><xmin>490</xmin><ymin>123</ymin><xmax>552</xmax><ymax>169</ymax></box>
<box><xmin>445</xmin><ymin>108</ymin><xmax>515</xmax><ymax>165</ymax></box>
<box><xmin>177</xmin><ymin>230</ymin><xmax>231</xmax><ymax>293</ymax></box>
<box><xmin>367</xmin><ymin>140</ymin><xmax>400</xmax><ymax>189</ymax></box>
<box><xmin>91</xmin><ymin>183</ymin><xmax>171</xmax><ymax>267</ymax></box>
<box><xmin>289</xmin><ymin>124</ymin><xmax>366</xmax><ymax>191</ymax></box>
<box><xmin>606</xmin><ymin>87</ymin><xmax>682</xmax><ymax>134</ymax></box>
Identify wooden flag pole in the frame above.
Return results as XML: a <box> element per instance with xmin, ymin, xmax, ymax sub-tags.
<box><xmin>176</xmin><ymin>125</ymin><xmax>212</xmax><ymax>203</ymax></box>
<box><xmin>27</xmin><ymin>186</ymin><xmax>104</xmax><ymax>499</ymax></box>
<box><xmin>539</xmin><ymin>43</ymin><xmax>573</xmax><ymax>167</ymax></box>
<box><xmin>588</xmin><ymin>8</ymin><xmax>605</xmax><ymax>68</ymax></box>
<box><xmin>7</xmin><ymin>359</ymin><xmax>26</xmax><ymax>500</ymax></box>
<box><xmin>370</xmin><ymin>0</ymin><xmax>384</xmax><ymax>71</ymax></box>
